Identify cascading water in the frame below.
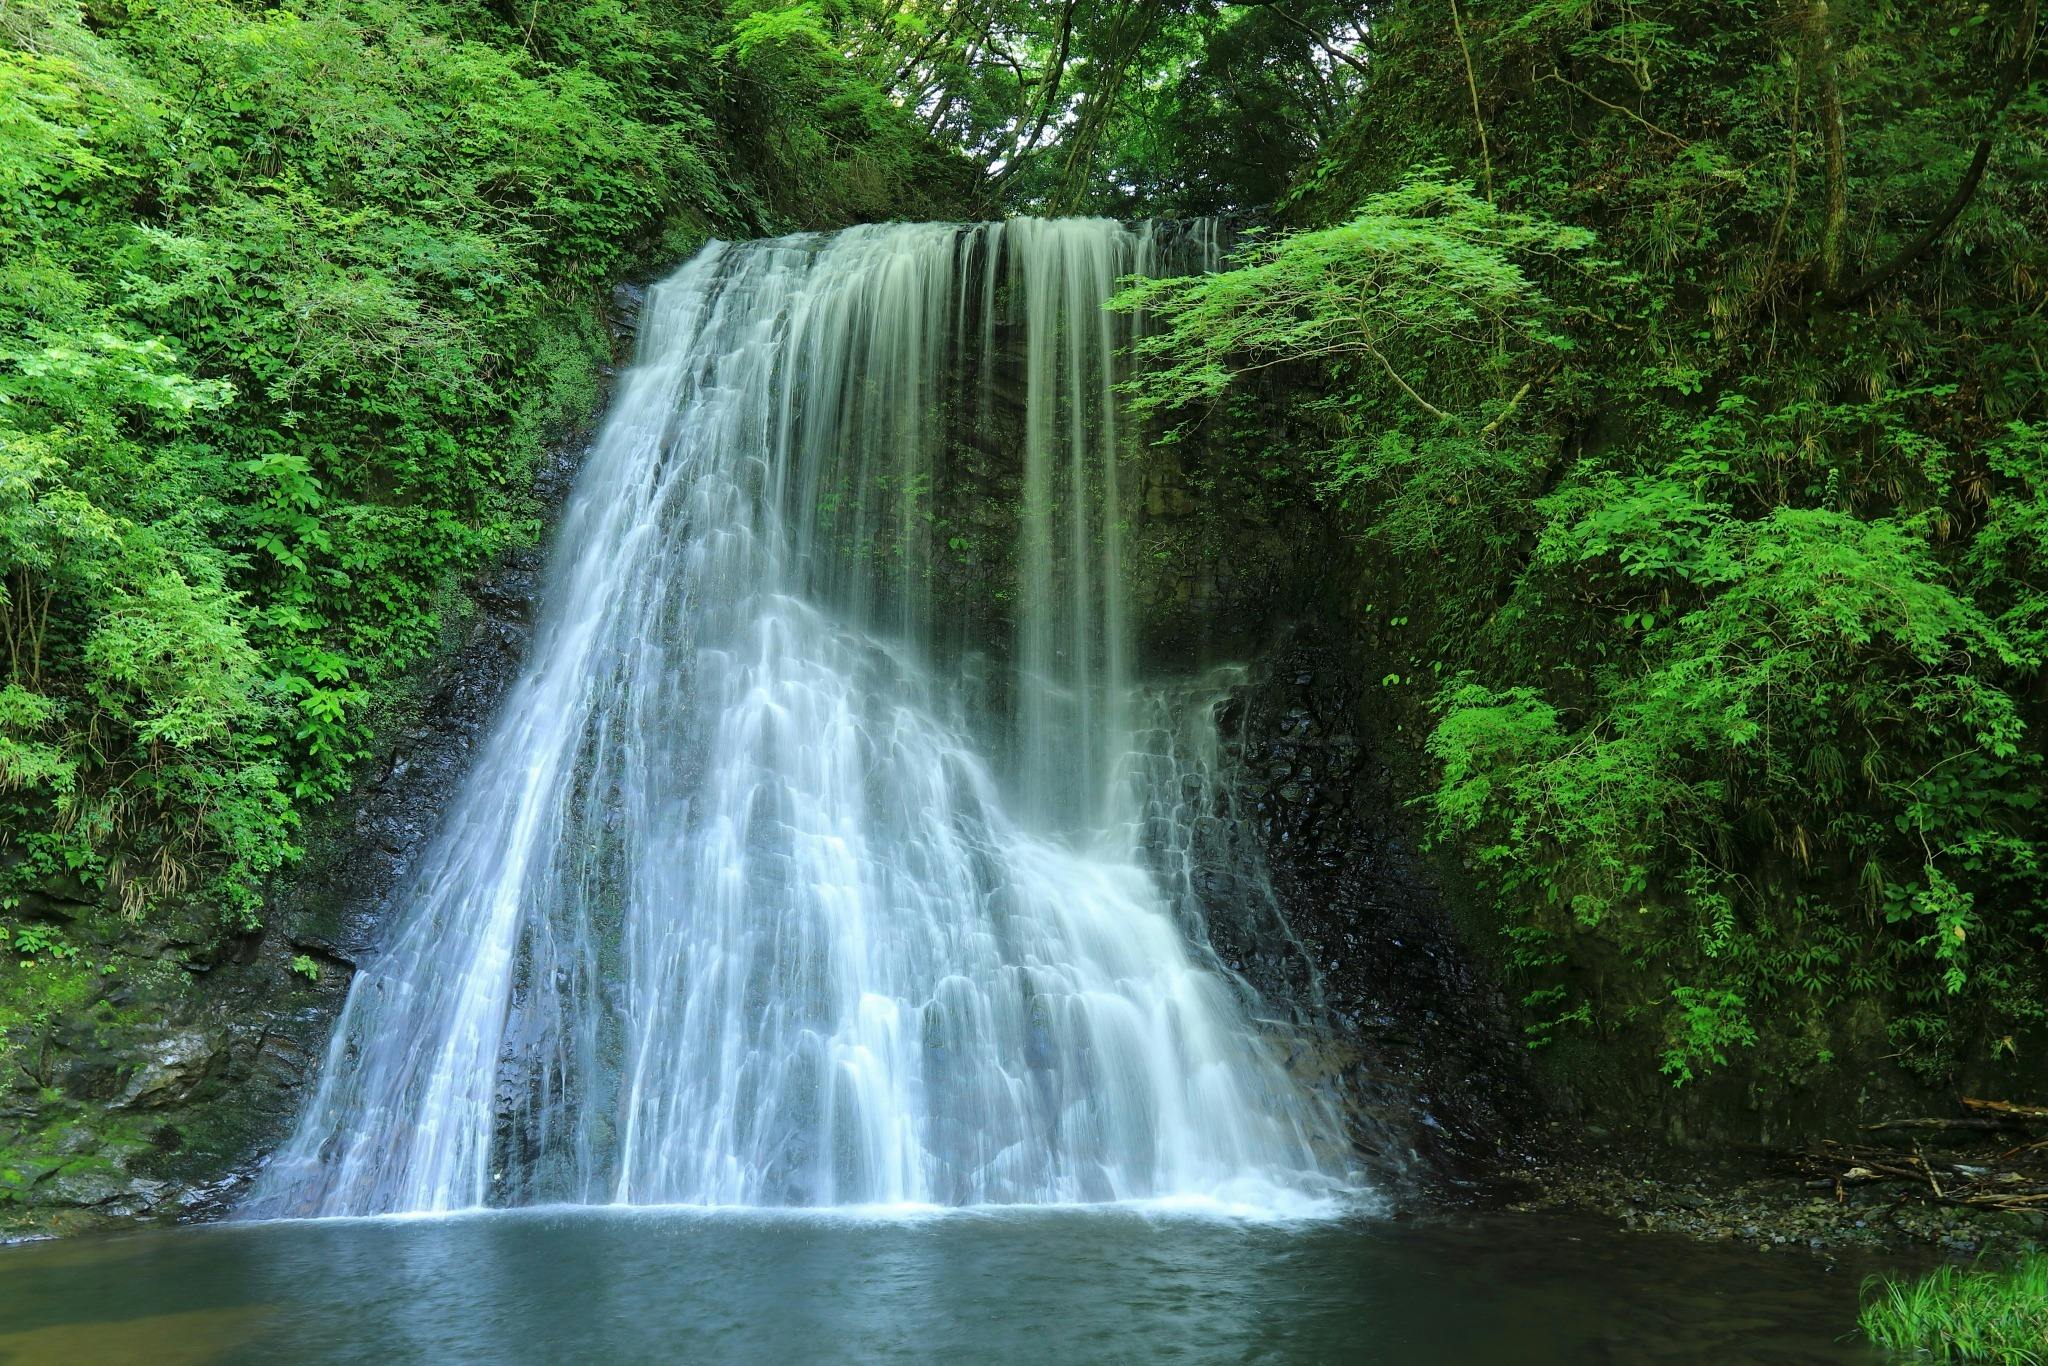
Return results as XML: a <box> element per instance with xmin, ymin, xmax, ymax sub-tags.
<box><xmin>249</xmin><ymin>220</ymin><xmax>1354</xmax><ymax>1218</ymax></box>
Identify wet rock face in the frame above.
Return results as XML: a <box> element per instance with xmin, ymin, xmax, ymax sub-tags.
<box><xmin>1208</xmin><ymin>642</ymin><xmax>1538</xmax><ymax>1204</ymax></box>
<box><xmin>113</xmin><ymin>1030</ymin><xmax>221</xmax><ymax>1111</ymax></box>
<box><xmin>1105</xmin><ymin>407</ymin><xmax>1540</xmax><ymax>1202</ymax></box>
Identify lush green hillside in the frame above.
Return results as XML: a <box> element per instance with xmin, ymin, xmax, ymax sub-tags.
<box><xmin>0</xmin><ymin>0</ymin><xmax>963</xmax><ymax>945</ymax></box>
<box><xmin>1109</xmin><ymin>0</ymin><xmax>2048</xmax><ymax>1104</ymax></box>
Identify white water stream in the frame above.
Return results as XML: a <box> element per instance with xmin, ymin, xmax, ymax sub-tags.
<box><xmin>250</xmin><ymin>221</ymin><xmax>1351</xmax><ymax>1218</ymax></box>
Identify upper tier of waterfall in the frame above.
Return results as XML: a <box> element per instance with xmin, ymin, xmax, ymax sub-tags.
<box><xmin>247</xmin><ymin>220</ymin><xmax>1355</xmax><ymax>1218</ymax></box>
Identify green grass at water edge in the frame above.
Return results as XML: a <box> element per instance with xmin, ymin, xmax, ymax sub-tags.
<box><xmin>1861</xmin><ymin>1254</ymin><xmax>2048</xmax><ymax>1364</ymax></box>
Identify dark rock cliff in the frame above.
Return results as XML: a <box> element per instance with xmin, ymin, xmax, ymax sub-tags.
<box><xmin>1113</xmin><ymin>422</ymin><xmax>1539</xmax><ymax>1200</ymax></box>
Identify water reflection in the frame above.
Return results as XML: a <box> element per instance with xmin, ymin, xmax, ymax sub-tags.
<box><xmin>0</xmin><ymin>1208</ymin><xmax>1882</xmax><ymax>1364</ymax></box>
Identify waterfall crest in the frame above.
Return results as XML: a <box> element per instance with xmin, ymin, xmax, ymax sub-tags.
<box><xmin>249</xmin><ymin>221</ymin><xmax>1353</xmax><ymax>1217</ymax></box>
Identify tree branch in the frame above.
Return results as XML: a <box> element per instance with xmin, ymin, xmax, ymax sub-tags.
<box><xmin>1449</xmin><ymin>0</ymin><xmax>1492</xmax><ymax>202</ymax></box>
<box><xmin>1227</xmin><ymin>1</ymin><xmax>1369</xmax><ymax>74</ymax></box>
<box><xmin>1479</xmin><ymin>359</ymin><xmax>1564</xmax><ymax>437</ymax></box>
<box><xmin>983</xmin><ymin>0</ymin><xmax>1079</xmax><ymax>195</ymax></box>
<box><xmin>1358</xmin><ymin>335</ymin><xmax>1455</xmax><ymax>424</ymax></box>
<box><xmin>1542</xmin><ymin>70</ymin><xmax>1694</xmax><ymax>149</ymax></box>
<box><xmin>1826</xmin><ymin>0</ymin><xmax>2040</xmax><ymax>307</ymax></box>
<box><xmin>1813</xmin><ymin>0</ymin><xmax>1849</xmax><ymax>293</ymax></box>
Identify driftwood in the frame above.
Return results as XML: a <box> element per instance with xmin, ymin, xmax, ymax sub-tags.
<box><xmin>1803</xmin><ymin>1100</ymin><xmax>2048</xmax><ymax>1214</ymax></box>
<box><xmin>1800</xmin><ymin>1132</ymin><xmax>2048</xmax><ymax>1215</ymax></box>
<box><xmin>1962</xmin><ymin>1097</ymin><xmax>2048</xmax><ymax>1122</ymax></box>
<box><xmin>1860</xmin><ymin>1099</ymin><xmax>2048</xmax><ymax>1135</ymax></box>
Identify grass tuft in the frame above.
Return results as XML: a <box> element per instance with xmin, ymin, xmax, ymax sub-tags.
<box><xmin>1860</xmin><ymin>1254</ymin><xmax>2048</xmax><ymax>1364</ymax></box>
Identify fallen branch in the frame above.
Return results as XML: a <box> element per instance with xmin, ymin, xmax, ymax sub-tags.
<box><xmin>1863</xmin><ymin>1117</ymin><xmax>2031</xmax><ymax>1133</ymax></box>
<box><xmin>1801</xmin><ymin>1137</ymin><xmax>2048</xmax><ymax>1214</ymax></box>
<box><xmin>1962</xmin><ymin>1097</ymin><xmax>2048</xmax><ymax>1122</ymax></box>
<box><xmin>1914</xmin><ymin>1142</ymin><xmax>1945</xmax><ymax>1199</ymax></box>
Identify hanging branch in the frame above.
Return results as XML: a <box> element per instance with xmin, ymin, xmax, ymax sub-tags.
<box><xmin>1449</xmin><ymin>0</ymin><xmax>1493</xmax><ymax>203</ymax></box>
<box><xmin>1825</xmin><ymin>0</ymin><xmax>2040</xmax><ymax>307</ymax></box>
<box><xmin>1541</xmin><ymin>69</ymin><xmax>1694</xmax><ymax>149</ymax></box>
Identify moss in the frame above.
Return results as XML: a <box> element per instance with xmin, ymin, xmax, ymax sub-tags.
<box><xmin>0</xmin><ymin>953</ymin><xmax>103</xmax><ymax>1054</ymax></box>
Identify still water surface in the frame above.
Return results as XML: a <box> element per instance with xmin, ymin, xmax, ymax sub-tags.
<box><xmin>0</xmin><ymin>1206</ymin><xmax>1883</xmax><ymax>1364</ymax></box>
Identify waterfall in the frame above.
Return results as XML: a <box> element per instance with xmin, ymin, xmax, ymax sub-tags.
<box><xmin>249</xmin><ymin>221</ymin><xmax>1352</xmax><ymax>1218</ymax></box>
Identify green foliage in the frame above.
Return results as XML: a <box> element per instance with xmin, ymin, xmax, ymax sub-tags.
<box><xmin>679</xmin><ymin>0</ymin><xmax>1380</xmax><ymax>217</ymax></box>
<box><xmin>0</xmin><ymin>0</ymin><xmax>957</xmax><ymax>949</ymax></box>
<box><xmin>1118</xmin><ymin>173</ymin><xmax>1596</xmax><ymax>424</ymax></box>
<box><xmin>1</xmin><ymin>922</ymin><xmax>78</xmax><ymax>964</ymax></box>
<box><xmin>714</xmin><ymin>0</ymin><xmax>973</xmax><ymax>224</ymax></box>
<box><xmin>1861</xmin><ymin>1255</ymin><xmax>2048</xmax><ymax>1365</ymax></box>
<box><xmin>1119</xmin><ymin>1</ymin><xmax>2048</xmax><ymax>1088</ymax></box>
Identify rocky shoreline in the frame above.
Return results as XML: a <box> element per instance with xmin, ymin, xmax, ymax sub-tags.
<box><xmin>1504</xmin><ymin>1129</ymin><xmax>2048</xmax><ymax>1267</ymax></box>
